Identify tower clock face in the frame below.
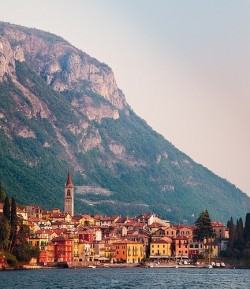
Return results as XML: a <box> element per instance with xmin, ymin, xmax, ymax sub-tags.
<box><xmin>67</xmin><ymin>189</ymin><xmax>71</xmax><ymax>196</ymax></box>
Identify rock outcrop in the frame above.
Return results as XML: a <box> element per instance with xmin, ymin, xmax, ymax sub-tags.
<box><xmin>1</xmin><ymin>22</ymin><xmax>126</xmax><ymax>110</ymax></box>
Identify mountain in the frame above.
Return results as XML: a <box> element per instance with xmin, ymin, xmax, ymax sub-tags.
<box><xmin>0</xmin><ymin>21</ymin><xmax>249</xmax><ymax>223</ymax></box>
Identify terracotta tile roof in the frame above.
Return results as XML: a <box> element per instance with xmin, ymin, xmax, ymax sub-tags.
<box><xmin>211</xmin><ymin>222</ymin><xmax>225</xmax><ymax>227</ymax></box>
<box><xmin>115</xmin><ymin>238</ymin><xmax>143</xmax><ymax>244</ymax></box>
<box><xmin>115</xmin><ymin>217</ymin><xmax>128</xmax><ymax>223</ymax></box>
<box><xmin>52</xmin><ymin>236</ymin><xmax>67</xmax><ymax>242</ymax></box>
<box><xmin>53</xmin><ymin>229</ymin><xmax>67</xmax><ymax>235</ymax></box>
<box><xmin>151</xmin><ymin>239</ymin><xmax>171</xmax><ymax>244</ymax></box>
<box><xmin>173</xmin><ymin>236</ymin><xmax>189</xmax><ymax>240</ymax></box>
<box><xmin>148</xmin><ymin>222</ymin><xmax>164</xmax><ymax>228</ymax></box>
<box><xmin>100</xmin><ymin>216</ymin><xmax>112</xmax><ymax>221</ymax></box>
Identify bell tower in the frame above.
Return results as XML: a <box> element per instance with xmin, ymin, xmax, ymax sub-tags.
<box><xmin>64</xmin><ymin>170</ymin><xmax>74</xmax><ymax>216</ymax></box>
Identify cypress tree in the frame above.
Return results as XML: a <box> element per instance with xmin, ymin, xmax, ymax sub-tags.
<box><xmin>9</xmin><ymin>197</ymin><xmax>18</xmax><ymax>252</ymax></box>
<box><xmin>0</xmin><ymin>182</ymin><xmax>4</xmax><ymax>203</ymax></box>
<box><xmin>244</xmin><ymin>213</ymin><xmax>250</xmax><ymax>248</ymax></box>
<box><xmin>3</xmin><ymin>196</ymin><xmax>11</xmax><ymax>221</ymax></box>
<box><xmin>0</xmin><ymin>216</ymin><xmax>10</xmax><ymax>249</ymax></box>
<box><xmin>235</xmin><ymin>218</ymin><xmax>245</xmax><ymax>251</ymax></box>
<box><xmin>228</xmin><ymin>217</ymin><xmax>235</xmax><ymax>250</ymax></box>
<box><xmin>10</xmin><ymin>197</ymin><xmax>17</xmax><ymax>227</ymax></box>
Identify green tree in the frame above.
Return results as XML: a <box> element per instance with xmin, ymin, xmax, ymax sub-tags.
<box><xmin>9</xmin><ymin>197</ymin><xmax>18</xmax><ymax>252</ymax></box>
<box><xmin>0</xmin><ymin>182</ymin><xmax>6</xmax><ymax>203</ymax></box>
<box><xmin>3</xmin><ymin>196</ymin><xmax>11</xmax><ymax>221</ymax></box>
<box><xmin>0</xmin><ymin>216</ymin><xmax>10</xmax><ymax>249</ymax></box>
<box><xmin>227</xmin><ymin>217</ymin><xmax>235</xmax><ymax>253</ymax></box>
<box><xmin>244</xmin><ymin>212</ymin><xmax>250</xmax><ymax>248</ymax></box>
<box><xmin>13</xmin><ymin>224</ymin><xmax>39</xmax><ymax>262</ymax></box>
<box><xmin>14</xmin><ymin>241</ymin><xmax>34</xmax><ymax>262</ymax></box>
<box><xmin>18</xmin><ymin>224</ymin><xmax>30</xmax><ymax>240</ymax></box>
<box><xmin>194</xmin><ymin>210</ymin><xmax>214</xmax><ymax>241</ymax></box>
<box><xmin>3</xmin><ymin>251</ymin><xmax>18</xmax><ymax>268</ymax></box>
<box><xmin>234</xmin><ymin>218</ymin><xmax>245</xmax><ymax>251</ymax></box>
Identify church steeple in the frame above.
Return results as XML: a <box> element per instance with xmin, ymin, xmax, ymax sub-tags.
<box><xmin>66</xmin><ymin>170</ymin><xmax>73</xmax><ymax>187</ymax></box>
<box><xmin>64</xmin><ymin>170</ymin><xmax>74</xmax><ymax>216</ymax></box>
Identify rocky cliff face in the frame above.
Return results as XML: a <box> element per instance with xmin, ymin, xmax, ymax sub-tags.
<box><xmin>1</xmin><ymin>23</ymin><xmax>126</xmax><ymax>110</ymax></box>
<box><xmin>0</xmin><ymin>21</ymin><xmax>249</xmax><ymax>223</ymax></box>
<box><xmin>0</xmin><ymin>22</ymin><xmax>129</xmax><ymax>171</ymax></box>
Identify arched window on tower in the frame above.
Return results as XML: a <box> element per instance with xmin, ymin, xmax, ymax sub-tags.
<box><xmin>67</xmin><ymin>189</ymin><xmax>71</xmax><ymax>196</ymax></box>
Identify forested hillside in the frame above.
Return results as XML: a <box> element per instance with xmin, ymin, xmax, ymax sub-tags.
<box><xmin>0</xmin><ymin>21</ymin><xmax>249</xmax><ymax>223</ymax></box>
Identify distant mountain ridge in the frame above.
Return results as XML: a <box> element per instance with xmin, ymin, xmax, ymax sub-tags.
<box><xmin>0</xmin><ymin>21</ymin><xmax>249</xmax><ymax>223</ymax></box>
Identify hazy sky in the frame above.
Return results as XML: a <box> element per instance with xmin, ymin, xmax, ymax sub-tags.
<box><xmin>1</xmin><ymin>0</ymin><xmax>250</xmax><ymax>195</ymax></box>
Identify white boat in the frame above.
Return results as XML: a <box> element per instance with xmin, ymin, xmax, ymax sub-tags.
<box><xmin>87</xmin><ymin>265</ymin><xmax>96</xmax><ymax>268</ymax></box>
<box><xmin>207</xmin><ymin>265</ymin><xmax>213</xmax><ymax>269</ymax></box>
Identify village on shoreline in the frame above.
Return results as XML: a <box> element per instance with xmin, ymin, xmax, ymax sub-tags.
<box><xmin>0</xmin><ymin>172</ymin><xmax>249</xmax><ymax>270</ymax></box>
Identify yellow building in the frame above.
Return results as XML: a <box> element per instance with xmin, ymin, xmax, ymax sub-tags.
<box><xmin>114</xmin><ymin>240</ymin><xmax>145</xmax><ymax>263</ymax></box>
<box><xmin>204</xmin><ymin>239</ymin><xmax>219</xmax><ymax>258</ymax></box>
<box><xmin>29</xmin><ymin>235</ymin><xmax>48</xmax><ymax>249</ymax></box>
<box><xmin>70</xmin><ymin>236</ymin><xmax>80</xmax><ymax>262</ymax></box>
<box><xmin>150</xmin><ymin>238</ymin><xmax>172</xmax><ymax>259</ymax></box>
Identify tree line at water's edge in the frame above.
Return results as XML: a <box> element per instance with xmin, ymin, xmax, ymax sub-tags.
<box><xmin>0</xmin><ymin>182</ymin><xmax>39</xmax><ymax>268</ymax></box>
<box><xmin>194</xmin><ymin>210</ymin><xmax>250</xmax><ymax>267</ymax></box>
<box><xmin>222</xmin><ymin>213</ymin><xmax>250</xmax><ymax>267</ymax></box>
<box><xmin>1</xmin><ymin>180</ymin><xmax>250</xmax><ymax>268</ymax></box>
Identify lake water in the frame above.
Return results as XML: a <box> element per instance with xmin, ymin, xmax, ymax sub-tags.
<box><xmin>1</xmin><ymin>268</ymin><xmax>250</xmax><ymax>289</ymax></box>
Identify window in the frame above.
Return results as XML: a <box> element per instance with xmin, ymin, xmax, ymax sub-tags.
<box><xmin>152</xmin><ymin>245</ymin><xmax>154</xmax><ymax>248</ymax></box>
<box><xmin>152</xmin><ymin>250</ymin><xmax>154</xmax><ymax>254</ymax></box>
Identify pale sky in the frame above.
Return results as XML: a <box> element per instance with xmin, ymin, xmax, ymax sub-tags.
<box><xmin>1</xmin><ymin>0</ymin><xmax>250</xmax><ymax>195</ymax></box>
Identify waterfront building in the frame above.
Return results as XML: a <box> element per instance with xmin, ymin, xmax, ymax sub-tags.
<box><xmin>114</xmin><ymin>239</ymin><xmax>145</xmax><ymax>263</ymax></box>
<box><xmin>150</xmin><ymin>238</ymin><xmax>172</xmax><ymax>260</ymax></box>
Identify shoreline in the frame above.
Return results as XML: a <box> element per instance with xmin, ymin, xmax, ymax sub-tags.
<box><xmin>2</xmin><ymin>263</ymin><xmax>247</xmax><ymax>271</ymax></box>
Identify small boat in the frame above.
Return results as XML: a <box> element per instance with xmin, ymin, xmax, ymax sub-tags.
<box><xmin>207</xmin><ymin>265</ymin><xmax>213</xmax><ymax>269</ymax></box>
<box><xmin>220</xmin><ymin>262</ymin><xmax>225</xmax><ymax>267</ymax></box>
<box><xmin>87</xmin><ymin>265</ymin><xmax>96</xmax><ymax>268</ymax></box>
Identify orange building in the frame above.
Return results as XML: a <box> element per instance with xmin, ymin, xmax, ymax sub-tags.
<box><xmin>52</xmin><ymin>236</ymin><xmax>73</xmax><ymax>263</ymax></box>
<box><xmin>114</xmin><ymin>239</ymin><xmax>145</xmax><ymax>263</ymax></box>
<box><xmin>173</xmin><ymin>236</ymin><xmax>189</xmax><ymax>258</ymax></box>
<box><xmin>39</xmin><ymin>242</ymin><xmax>55</xmax><ymax>264</ymax></box>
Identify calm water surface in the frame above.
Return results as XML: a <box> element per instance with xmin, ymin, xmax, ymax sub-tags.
<box><xmin>1</xmin><ymin>268</ymin><xmax>250</xmax><ymax>289</ymax></box>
